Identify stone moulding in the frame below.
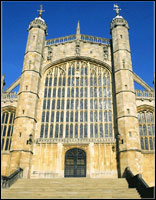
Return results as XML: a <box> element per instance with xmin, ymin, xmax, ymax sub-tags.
<box><xmin>35</xmin><ymin>138</ymin><xmax>116</xmax><ymax>144</ymax></box>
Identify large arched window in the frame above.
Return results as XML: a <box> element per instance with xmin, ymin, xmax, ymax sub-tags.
<box><xmin>40</xmin><ymin>60</ymin><xmax>113</xmax><ymax>139</ymax></box>
<box><xmin>137</xmin><ymin>110</ymin><xmax>155</xmax><ymax>150</ymax></box>
<box><xmin>1</xmin><ymin>109</ymin><xmax>15</xmax><ymax>151</ymax></box>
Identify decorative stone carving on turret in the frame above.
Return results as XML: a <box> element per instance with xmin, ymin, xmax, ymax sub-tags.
<box><xmin>103</xmin><ymin>46</ymin><xmax>109</xmax><ymax>61</ymax></box>
<box><xmin>47</xmin><ymin>46</ymin><xmax>53</xmax><ymax>61</ymax></box>
<box><xmin>1</xmin><ymin>74</ymin><xmax>6</xmax><ymax>92</ymax></box>
<box><xmin>75</xmin><ymin>21</ymin><xmax>81</xmax><ymax>56</ymax></box>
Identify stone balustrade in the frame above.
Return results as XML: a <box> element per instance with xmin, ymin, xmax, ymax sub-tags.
<box><xmin>46</xmin><ymin>34</ymin><xmax>110</xmax><ymax>46</ymax></box>
<box><xmin>2</xmin><ymin>92</ymin><xmax>18</xmax><ymax>102</ymax></box>
<box><xmin>135</xmin><ymin>90</ymin><xmax>154</xmax><ymax>98</ymax></box>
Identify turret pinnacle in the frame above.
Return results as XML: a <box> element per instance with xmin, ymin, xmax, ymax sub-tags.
<box><xmin>76</xmin><ymin>20</ymin><xmax>81</xmax><ymax>39</ymax></box>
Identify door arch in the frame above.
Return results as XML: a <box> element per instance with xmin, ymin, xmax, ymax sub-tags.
<box><xmin>64</xmin><ymin>148</ymin><xmax>86</xmax><ymax>177</ymax></box>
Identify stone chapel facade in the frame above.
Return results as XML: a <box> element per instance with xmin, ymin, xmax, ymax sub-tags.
<box><xmin>1</xmin><ymin>6</ymin><xmax>155</xmax><ymax>186</ymax></box>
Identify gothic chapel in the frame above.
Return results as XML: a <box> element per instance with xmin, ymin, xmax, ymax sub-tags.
<box><xmin>1</xmin><ymin>5</ymin><xmax>154</xmax><ymax>187</ymax></box>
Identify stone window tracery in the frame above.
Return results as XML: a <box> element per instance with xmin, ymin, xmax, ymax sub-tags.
<box><xmin>40</xmin><ymin>61</ymin><xmax>113</xmax><ymax>139</ymax></box>
<box><xmin>1</xmin><ymin>110</ymin><xmax>15</xmax><ymax>151</ymax></box>
<box><xmin>137</xmin><ymin>110</ymin><xmax>155</xmax><ymax>150</ymax></box>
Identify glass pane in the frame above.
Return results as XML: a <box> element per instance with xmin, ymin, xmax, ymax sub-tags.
<box><xmin>99</xmin><ymin>99</ymin><xmax>102</xmax><ymax>109</ymax></box>
<box><xmin>148</xmin><ymin>125</ymin><xmax>151</xmax><ymax>136</ymax></box>
<box><xmin>90</xmin><ymin>87</ymin><xmax>93</xmax><ymax>97</ymax></box>
<box><xmin>7</xmin><ymin>125</ymin><xmax>11</xmax><ymax>136</ymax></box>
<box><xmin>44</xmin><ymin>88</ymin><xmax>47</xmax><ymax>97</ymax></box>
<box><xmin>84</xmin><ymin>112</ymin><xmax>87</xmax><ymax>122</ymax></box>
<box><xmin>1</xmin><ymin>138</ymin><xmax>4</xmax><ymax>150</ymax></box>
<box><xmin>75</xmin><ymin>99</ymin><xmax>79</xmax><ymax>109</ymax></box>
<box><xmin>46</xmin><ymin>111</ymin><xmax>49</xmax><ymax>122</ymax></box>
<box><xmin>140</xmin><ymin>137</ymin><xmax>144</xmax><ymax>149</ymax></box>
<box><xmin>54</xmin><ymin>77</ymin><xmax>57</xmax><ymax>86</ymax></box>
<box><xmin>72</xmin><ymin>66</ymin><xmax>75</xmax><ymax>75</ymax></box>
<box><xmin>84</xmin><ymin>99</ymin><xmax>87</xmax><ymax>109</ymax></box>
<box><xmin>145</xmin><ymin>137</ymin><xmax>148</xmax><ymax>150</ymax></box>
<box><xmin>84</xmin><ymin>124</ymin><xmax>87</xmax><ymax>138</ymax></box>
<box><xmin>57</xmin><ymin>100</ymin><xmax>60</xmax><ymax>109</ymax></box>
<box><xmin>105</xmin><ymin>124</ymin><xmax>108</xmax><ymax>137</ymax></box>
<box><xmin>80</xmin><ymin>77</ymin><xmax>83</xmax><ymax>86</ymax></box>
<box><xmin>47</xmin><ymin>100</ymin><xmax>50</xmax><ymax>109</ymax></box>
<box><xmin>152</xmin><ymin>125</ymin><xmax>155</xmax><ymax>135</ymax></box>
<box><xmin>143</xmin><ymin>125</ymin><xmax>147</xmax><ymax>136</ymax></box>
<box><xmin>65</xmin><ymin>124</ymin><xmax>69</xmax><ymax>138</ymax></box>
<box><xmin>45</xmin><ymin>77</ymin><xmax>48</xmax><ymax>86</ymax></box>
<box><xmin>9</xmin><ymin>113</ymin><xmax>13</xmax><ymax>124</ymax></box>
<box><xmin>2</xmin><ymin>113</ymin><xmax>5</xmax><ymax>124</ymax></box>
<box><xmin>51</xmin><ymin>111</ymin><xmax>54</xmax><ymax>122</ymax></box>
<box><xmin>5</xmin><ymin>113</ymin><xmax>9</xmax><ymax>124</ymax></box>
<box><xmin>76</xmin><ymin>78</ymin><xmax>79</xmax><ymax>86</ymax></box>
<box><xmin>52</xmin><ymin>100</ymin><xmax>55</xmax><ymax>109</ymax></box>
<box><xmin>67</xmin><ymin>88</ymin><xmax>70</xmax><ymax>97</ymax></box>
<box><xmin>103</xmin><ymin>76</ymin><xmax>106</xmax><ymax>86</ymax></box>
<box><xmin>43</xmin><ymin>100</ymin><xmax>46</xmax><ymax>109</ymax></box>
<box><xmin>80</xmin><ymin>111</ymin><xmax>83</xmax><ymax>122</ymax></box>
<box><xmin>68</xmin><ymin>67</ymin><xmax>71</xmax><ymax>75</ymax></box>
<box><xmin>53</xmin><ymin>88</ymin><xmax>56</xmax><ymax>97</ymax></box>
<box><xmin>70</xmin><ymin>124</ymin><xmax>73</xmax><ymax>138</ymax></box>
<box><xmin>103</xmin><ymin>87</ymin><xmax>106</xmax><ymax>97</ymax></box>
<box><xmin>99</xmin><ymin>111</ymin><xmax>102</xmax><ymax>122</ymax></box>
<box><xmin>80</xmin><ymin>88</ymin><xmax>83</xmax><ymax>97</ymax></box>
<box><xmin>63</xmin><ymin>77</ymin><xmax>66</xmax><ymax>86</ymax></box>
<box><xmin>66</xmin><ymin>111</ymin><xmax>69</xmax><ymax>122</ymax></box>
<box><xmin>71</xmin><ymin>100</ymin><xmax>74</xmax><ymax>109</ymax></box>
<box><xmin>98</xmin><ymin>76</ymin><xmax>102</xmax><ymax>86</ymax></box>
<box><xmin>94</xmin><ymin>77</ymin><xmax>97</xmax><ymax>86</ymax></box>
<box><xmin>95</xmin><ymin>124</ymin><xmax>98</xmax><ymax>138</ymax></box>
<box><xmin>80</xmin><ymin>100</ymin><xmax>83</xmax><ymax>109</ymax></box>
<box><xmin>90</xmin><ymin>111</ymin><xmax>93</xmax><ymax>122</ymax></box>
<box><xmin>109</xmin><ymin>111</ymin><xmax>112</xmax><ymax>122</ymax></box>
<box><xmin>42</xmin><ymin>112</ymin><xmax>45</xmax><ymax>122</ymax></box>
<box><xmin>50</xmin><ymin>124</ymin><xmax>53</xmax><ymax>138</ymax></box>
<box><xmin>99</xmin><ymin>88</ymin><xmax>102</xmax><ymax>97</ymax></box>
<box><xmin>56</xmin><ymin>111</ymin><xmax>59</xmax><ymax>122</ymax></box>
<box><xmin>5</xmin><ymin>138</ymin><xmax>9</xmax><ymax>151</ymax></box>
<box><xmin>85</xmin><ymin>67</ymin><xmax>88</xmax><ymax>75</ymax></box>
<box><xmin>90</xmin><ymin>124</ymin><xmax>93</xmax><ymax>137</ymax></box>
<box><xmin>49</xmin><ymin>77</ymin><xmax>52</xmax><ymax>86</ymax></box>
<box><xmin>48</xmin><ymin>88</ymin><xmax>51</xmax><ymax>97</ymax></box>
<box><xmin>90</xmin><ymin>77</ymin><xmax>93</xmax><ymax>86</ymax></box>
<box><xmin>104</xmin><ymin>111</ymin><xmax>107</xmax><ymax>122</ymax></box>
<box><xmin>94</xmin><ymin>88</ymin><xmax>97</xmax><ymax>97</ymax></box>
<box><xmin>90</xmin><ymin>99</ymin><xmax>93</xmax><ymax>109</ymax></box>
<box><xmin>75</xmin><ymin>112</ymin><xmax>78</xmax><ymax>122</ymax></box>
<box><xmin>70</xmin><ymin>111</ymin><xmax>73</xmax><ymax>122</ymax></box>
<box><xmin>94</xmin><ymin>112</ymin><xmax>97</xmax><ymax>122</ymax></box>
<box><xmin>85</xmin><ymin>77</ymin><xmax>88</xmax><ymax>86</ymax></box>
<box><xmin>45</xmin><ymin>124</ymin><xmax>48</xmax><ymax>138</ymax></box>
<box><xmin>80</xmin><ymin>124</ymin><xmax>83</xmax><ymax>138</ymax></box>
<box><xmin>60</xmin><ymin>124</ymin><xmax>63</xmax><ymax>138</ymax></box>
<box><xmin>40</xmin><ymin>124</ymin><xmax>44</xmax><ymax>138</ymax></box>
<box><xmin>55</xmin><ymin>124</ymin><xmax>59</xmax><ymax>138</ymax></box>
<box><xmin>75</xmin><ymin>124</ymin><xmax>78</xmax><ymax>138</ymax></box>
<box><xmin>139</xmin><ymin>125</ymin><xmax>143</xmax><ymax>136</ymax></box>
<box><xmin>58</xmin><ymin>88</ymin><xmax>61</xmax><ymax>98</ymax></box>
<box><xmin>67</xmin><ymin>100</ymin><xmax>70</xmax><ymax>109</ymax></box>
<box><xmin>71</xmin><ymin>88</ymin><xmax>74</xmax><ymax>97</ymax></box>
<box><xmin>149</xmin><ymin>137</ymin><xmax>153</xmax><ymax>150</ymax></box>
<box><xmin>94</xmin><ymin>99</ymin><xmax>97</xmax><ymax>109</ymax></box>
<box><xmin>61</xmin><ymin>111</ymin><xmax>64</xmax><ymax>122</ymax></box>
<box><xmin>62</xmin><ymin>88</ymin><xmax>65</xmax><ymax>97</ymax></box>
<box><xmin>61</xmin><ymin>100</ymin><xmax>64</xmax><ymax>109</ymax></box>
<box><xmin>150</xmin><ymin>112</ymin><xmax>154</xmax><ymax>122</ymax></box>
<box><xmin>109</xmin><ymin>124</ymin><xmax>112</xmax><ymax>137</ymax></box>
<box><xmin>59</xmin><ymin>77</ymin><xmax>62</xmax><ymax>86</ymax></box>
<box><xmin>100</xmin><ymin>124</ymin><xmax>103</xmax><ymax>137</ymax></box>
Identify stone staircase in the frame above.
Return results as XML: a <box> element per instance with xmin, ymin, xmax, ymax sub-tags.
<box><xmin>2</xmin><ymin>178</ymin><xmax>141</xmax><ymax>199</ymax></box>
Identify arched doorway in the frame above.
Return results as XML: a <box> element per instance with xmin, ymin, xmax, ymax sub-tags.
<box><xmin>64</xmin><ymin>148</ymin><xmax>86</xmax><ymax>177</ymax></box>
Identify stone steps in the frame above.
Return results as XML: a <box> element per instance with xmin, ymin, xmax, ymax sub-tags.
<box><xmin>2</xmin><ymin>178</ymin><xmax>141</xmax><ymax>199</ymax></box>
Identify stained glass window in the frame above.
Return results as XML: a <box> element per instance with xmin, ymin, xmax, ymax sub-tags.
<box><xmin>138</xmin><ymin>110</ymin><xmax>155</xmax><ymax>150</ymax></box>
<box><xmin>1</xmin><ymin>111</ymin><xmax>15</xmax><ymax>151</ymax></box>
<box><xmin>40</xmin><ymin>61</ymin><xmax>113</xmax><ymax>139</ymax></box>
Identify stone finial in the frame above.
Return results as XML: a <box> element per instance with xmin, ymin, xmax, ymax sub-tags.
<box><xmin>76</xmin><ymin>20</ymin><xmax>81</xmax><ymax>40</ymax></box>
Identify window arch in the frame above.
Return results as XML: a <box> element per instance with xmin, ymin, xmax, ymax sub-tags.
<box><xmin>40</xmin><ymin>60</ymin><xmax>113</xmax><ymax>139</ymax></box>
<box><xmin>1</xmin><ymin>108</ymin><xmax>15</xmax><ymax>151</ymax></box>
<box><xmin>137</xmin><ymin>109</ymin><xmax>155</xmax><ymax>150</ymax></box>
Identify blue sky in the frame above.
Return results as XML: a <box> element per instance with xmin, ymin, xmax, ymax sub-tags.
<box><xmin>2</xmin><ymin>1</ymin><xmax>155</xmax><ymax>91</ymax></box>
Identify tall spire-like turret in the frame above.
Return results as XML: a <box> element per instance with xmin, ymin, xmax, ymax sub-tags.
<box><xmin>76</xmin><ymin>20</ymin><xmax>81</xmax><ymax>39</ymax></box>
